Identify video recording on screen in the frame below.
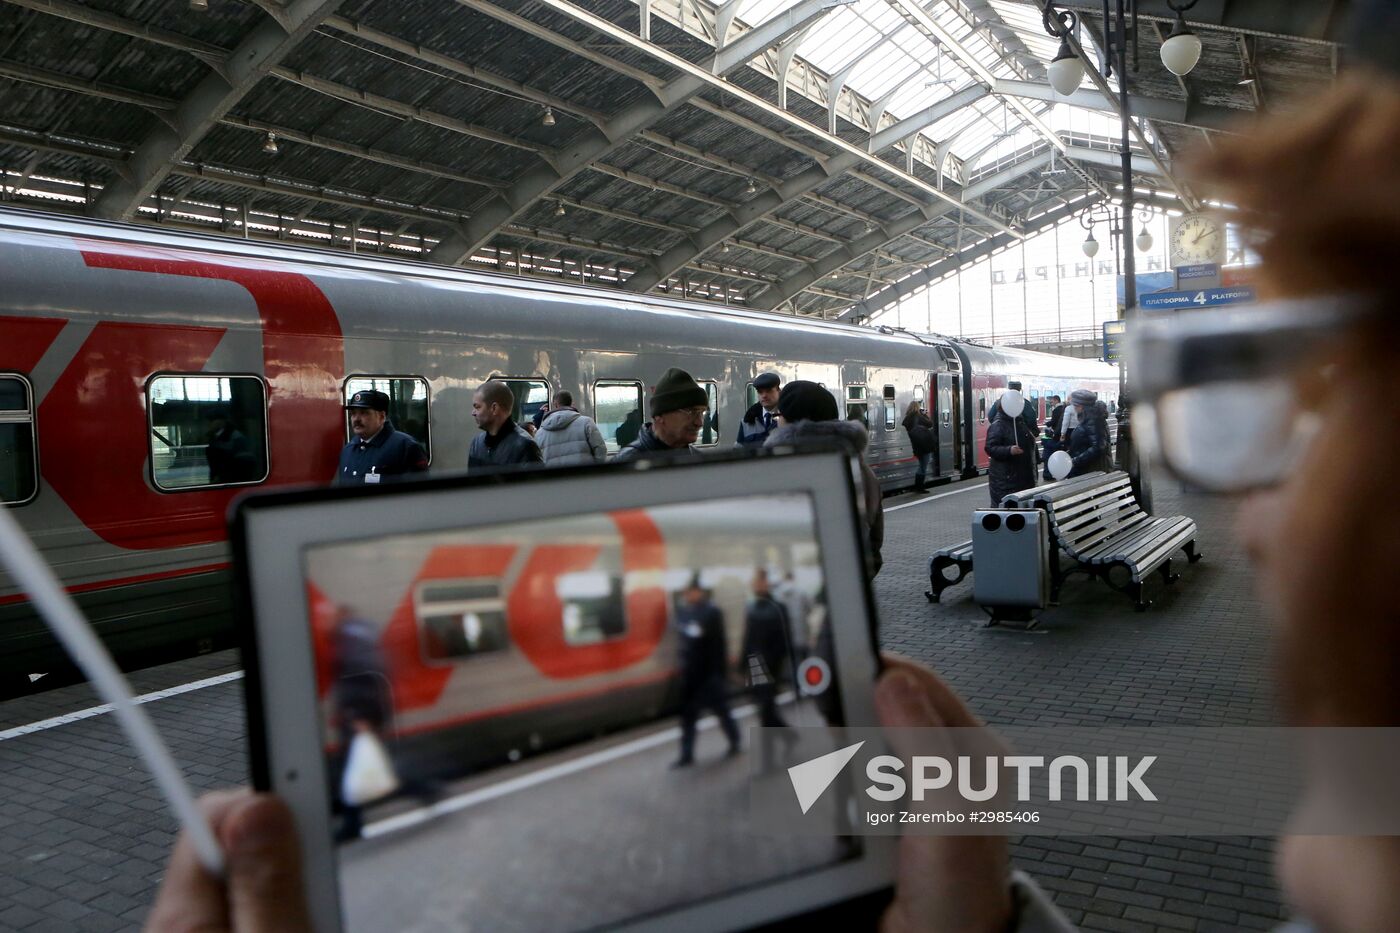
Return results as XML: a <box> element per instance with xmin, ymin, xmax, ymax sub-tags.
<box><xmin>300</xmin><ymin>492</ymin><xmax>859</xmax><ymax>932</ymax></box>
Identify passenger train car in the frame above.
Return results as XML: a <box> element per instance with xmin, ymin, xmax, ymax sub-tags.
<box><xmin>303</xmin><ymin>493</ymin><xmax>827</xmax><ymax>776</ymax></box>
<box><xmin>0</xmin><ymin>207</ymin><xmax>1118</xmax><ymax>688</ymax></box>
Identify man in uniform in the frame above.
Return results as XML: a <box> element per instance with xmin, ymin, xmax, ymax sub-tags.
<box><xmin>735</xmin><ymin>371</ymin><xmax>782</xmax><ymax>447</ymax></box>
<box><xmin>468</xmin><ymin>380</ymin><xmax>543</xmax><ymax>467</ymax></box>
<box><xmin>613</xmin><ymin>368</ymin><xmax>709</xmax><ymax>463</ymax></box>
<box><xmin>672</xmin><ymin>576</ymin><xmax>741</xmax><ymax>768</ymax></box>
<box><xmin>334</xmin><ymin>389</ymin><xmax>429</xmax><ymax>486</ymax></box>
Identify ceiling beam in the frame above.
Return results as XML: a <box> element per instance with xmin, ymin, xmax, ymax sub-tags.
<box><xmin>429</xmin><ymin>0</ymin><xmax>846</xmax><ymax>265</ymax></box>
<box><xmin>992</xmin><ymin>79</ymin><xmax>1247</xmax><ymax>133</ymax></box>
<box><xmin>0</xmin><ymin>58</ymin><xmax>175</xmax><ymax>115</ymax></box>
<box><xmin>218</xmin><ymin>114</ymin><xmax>507</xmax><ymax>190</ymax></box>
<box><xmin>499</xmin><ymin>0</ymin><xmax>1015</xmax><ymax>234</ymax></box>
<box><xmin>267</xmin><ymin>67</ymin><xmax>543</xmax><ymax>152</ymax></box>
<box><xmin>624</xmin><ymin>85</ymin><xmax>991</xmax><ymax>292</ymax></box>
<box><xmin>92</xmin><ymin>0</ymin><xmax>349</xmax><ymax>221</ymax></box>
<box><xmin>2</xmin><ymin>0</ymin><xmax>228</xmax><ymax>68</ymax></box>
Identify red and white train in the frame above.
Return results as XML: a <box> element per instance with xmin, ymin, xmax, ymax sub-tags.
<box><xmin>0</xmin><ymin>207</ymin><xmax>1118</xmax><ymax>688</ymax></box>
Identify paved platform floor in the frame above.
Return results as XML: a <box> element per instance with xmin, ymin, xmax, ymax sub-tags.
<box><xmin>0</xmin><ymin>472</ymin><xmax>1291</xmax><ymax>932</ymax></box>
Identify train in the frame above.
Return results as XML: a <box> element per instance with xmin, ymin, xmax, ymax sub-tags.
<box><xmin>0</xmin><ymin>206</ymin><xmax>1119</xmax><ymax>689</ymax></box>
<box><xmin>303</xmin><ymin>494</ymin><xmax>830</xmax><ymax>776</ymax></box>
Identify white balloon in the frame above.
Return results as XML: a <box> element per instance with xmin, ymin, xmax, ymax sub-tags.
<box><xmin>1000</xmin><ymin>390</ymin><xmax>1024</xmax><ymax>419</ymax></box>
<box><xmin>1048</xmin><ymin>450</ymin><xmax>1073</xmax><ymax>480</ymax></box>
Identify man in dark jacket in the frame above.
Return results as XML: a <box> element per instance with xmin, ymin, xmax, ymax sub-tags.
<box><xmin>204</xmin><ymin>408</ymin><xmax>258</xmax><ymax>484</ymax></box>
<box><xmin>673</xmin><ymin>577</ymin><xmax>740</xmax><ymax>768</ymax></box>
<box><xmin>614</xmin><ymin>368</ymin><xmax>708</xmax><ymax>463</ymax></box>
<box><xmin>765</xmin><ymin>381</ymin><xmax>883</xmax><ymax>579</ymax></box>
<box><xmin>740</xmin><ymin>568</ymin><xmax>792</xmax><ymax>730</ymax></box>
<box><xmin>735</xmin><ymin>371</ymin><xmax>782</xmax><ymax>447</ymax></box>
<box><xmin>468</xmin><ymin>380</ymin><xmax>542</xmax><ymax>468</ymax></box>
<box><xmin>334</xmin><ymin>390</ymin><xmax>430</xmax><ymax>486</ymax></box>
<box><xmin>1066</xmin><ymin>389</ymin><xmax>1111</xmax><ymax>477</ymax></box>
<box><xmin>985</xmin><ymin>398</ymin><xmax>1037</xmax><ymax>505</ymax></box>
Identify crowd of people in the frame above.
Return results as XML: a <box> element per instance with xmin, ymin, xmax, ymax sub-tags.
<box><xmin>978</xmin><ymin>383</ymin><xmax>1114</xmax><ymax>506</ymax></box>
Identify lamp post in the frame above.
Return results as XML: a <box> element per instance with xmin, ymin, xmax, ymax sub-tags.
<box><xmin>1042</xmin><ymin>1</ymin><xmax>1200</xmax><ymax>512</ymax></box>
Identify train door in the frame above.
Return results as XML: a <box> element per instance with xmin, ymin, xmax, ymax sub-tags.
<box><xmin>935</xmin><ymin>373</ymin><xmax>960</xmax><ymax>474</ymax></box>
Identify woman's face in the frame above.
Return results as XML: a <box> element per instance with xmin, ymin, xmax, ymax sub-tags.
<box><xmin>1234</xmin><ymin>332</ymin><xmax>1400</xmax><ymax>932</ymax></box>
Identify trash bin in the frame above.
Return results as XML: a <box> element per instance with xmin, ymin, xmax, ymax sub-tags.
<box><xmin>971</xmin><ymin>509</ymin><xmax>1049</xmax><ymax>627</ymax></box>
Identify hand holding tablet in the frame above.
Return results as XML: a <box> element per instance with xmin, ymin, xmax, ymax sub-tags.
<box><xmin>233</xmin><ymin>446</ymin><xmax>894</xmax><ymax>932</ymax></box>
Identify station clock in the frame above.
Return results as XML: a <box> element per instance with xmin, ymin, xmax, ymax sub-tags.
<box><xmin>1169</xmin><ymin>212</ymin><xmax>1225</xmax><ymax>267</ymax></box>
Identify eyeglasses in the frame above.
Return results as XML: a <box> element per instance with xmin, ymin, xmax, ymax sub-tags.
<box><xmin>673</xmin><ymin>406</ymin><xmax>709</xmax><ymax>421</ymax></box>
<box><xmin>1128</xmin><ymin>295</ymin><xmax>1370</xmax><ymax>494</ymax></box>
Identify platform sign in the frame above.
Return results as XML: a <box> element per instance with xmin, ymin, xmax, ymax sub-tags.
<box><xmin>1102</xmin><ymin>320</ymin><xmax>1127</xmax><ymax>362</ymax></box>
<box><xmin>1140</xmin><ymin>286</ymin><xmax>1257</xmax><ymax>311</ymax></box>
<box><xmin>1175</xmin><ymin>263</ymin><xmax>1221</xmax><ymax>289</ymax></box>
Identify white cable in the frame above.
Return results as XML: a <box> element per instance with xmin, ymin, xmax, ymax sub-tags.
<box><xmin>0</xmin><ymin>506</ymin><xmax>224</xmax><ymax>877</ymax></box>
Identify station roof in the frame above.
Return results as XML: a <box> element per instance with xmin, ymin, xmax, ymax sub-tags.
<box><xmin>0</xmin><ymin>0</ymin><xmax>1345</xmax><ymax>319</ymax></box>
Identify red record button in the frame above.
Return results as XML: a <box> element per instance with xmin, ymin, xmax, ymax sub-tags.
<box><xmin>798</xmin><ymin>657</ymin><xmax>831</xmax><ymax>695</ymax></box>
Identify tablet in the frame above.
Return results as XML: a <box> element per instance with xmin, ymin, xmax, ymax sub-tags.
<box><xmin>233</xmin><ymin>446</ymin><xmax>893</xmax><ymax>932</ymax></box>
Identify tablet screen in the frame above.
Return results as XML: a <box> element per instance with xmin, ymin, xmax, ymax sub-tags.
<box><xmin>298</xmin><ymin>491</ymin><xmax>860</xmax><ymax>932</ymax></box>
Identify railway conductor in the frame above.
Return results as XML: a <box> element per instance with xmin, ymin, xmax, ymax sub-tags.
<box><xmin>334</xmin><ymin>389</ymin><xmax>429</xmax><ymax>486</ymax></box>
<box><xmin>672</xmin><ymin>576</ymin><xmax>741</xmax><ymax>768</ymax></box>
<box><xmin>735</xmin><ymin>371</ymin><xmax>782</xmax><ymax>447</ymax></box>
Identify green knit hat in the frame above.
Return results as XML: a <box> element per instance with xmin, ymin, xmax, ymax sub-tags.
<box><xmin>650</xmin><ymin>367</ymin><xmax>708</xmax><ymax>416</ymax></box>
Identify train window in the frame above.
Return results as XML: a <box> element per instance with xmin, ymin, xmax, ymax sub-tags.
<box><xmin>883</xmin><ymin>386</ymin><xmax>896</xmax><ymax>429</ymax></box>
<box><xmin>746</xmin><ymin>383</ymin><xmax>759</xmax><ymax>409</ymax></box>
<box><xmin>846</xmin><ymin>385</ymin><xmax>868</xmax><ymax>428</ymax></box>
<box><xmin>147</xmin><ymin>375</ymin><xmax>268</xmax><ymax>491</ymax></box>
<box><xmin>913</xmin><ymin>384</ymin><xmax>925</xmax><ymax>402</ymax></box>
<box><xmin>493</xmin><ymin>376</ymin><xmax>550</xmax><ymax>426</ymax></box>
<box><xmin>978</xmin><ymin>396</ymin><xmax>987</xmax><ymax>422</ymax></box>
<box><xmin>695</xmin><ymin>381</ymin><xmax>720</xmax><ymax>447</ymax></box>
<box><xmin>0</xmin><ymin>374</ymin><xmax>38</xmax><ymax>505</ymax></box>
<box><xmin>595</xmin><ymin>381</ymin><xmax>645</xmax><ymax>455</ymax></box>
<box><xmin>560</xmin><ymin>572</ymin><xmax>627</xmax><ymax>645</ymax></box>
<box><xmin>416</xmin><ymin>579</ymin><xmax>509</xmax><ymax>662</ymax></box>
<box><xmin>343</xmin><ymin>376</ymin><xmax>431</xmax><ymax>460</ymax></box>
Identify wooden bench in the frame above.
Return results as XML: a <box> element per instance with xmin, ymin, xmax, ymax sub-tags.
<box><xmin>1013</xmin><ymin>472</ymin><xmax>1202</xmax><ymax>611</ymax></box>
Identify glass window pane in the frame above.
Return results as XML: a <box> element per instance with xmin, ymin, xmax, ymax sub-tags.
<box><xmin>696</xmin><ymin>382</ymin><xmax>719</xmax><ymax>447</ymax></box>
<box><xmin>148</xmin><ymin>375</ymin><xmax>268</xmax><ymax>490</ymax></box>
<box><xmin>0</xmin><ymin>376</ymin><xmax>36</xmax><ymax>504</ymax></box>
<box><xmin>846</xmin><ymin>385</ymin><xmax>868</xmax><ymax>428</ymax></box>
<box><xmin>0</xmin><ymin>378</ymin><xmax>28</xmax><ymax>412</ymax></box>
<box><xmin>416</xmin><ymin>579</ymin><xmax>508</xmax><ymax>661</ymax></box>
<box><xmin>0</xmin><ymin>423</ymin><xmax>36</xmax><ymax>504</ymax></box>
<box><xmin>495</xmin><ymin>378</ymin><xmax>549</xmax><ymax>425</ymax></box>
<box><xmin>560</xmin><ymin>573</ymin><xmax>627</xmax><ymax>646</ymax></box>
<box><xmin>883</xmin><ymin>386</ymin><xmax>897</xmax><ymax>428</ymax></box>
<box><xmin>595</xmin><ymin>382</ymin><xmax>644</xmax><ymax>455</ymax></box>
<box><xmin>345</xmin><ymin>376</ymin><xmax>431</xmax><ymax>458</ymax></box>
<box><xmin>746</xmin><ymin>383</ymin><xmax>759</xmax><ymax>408</ymax></box>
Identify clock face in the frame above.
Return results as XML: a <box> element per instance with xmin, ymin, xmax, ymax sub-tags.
<box><xmin>1171</xmin><ymin>214</ymin><xmax>1224</xmax><ymax>266</ymax></box>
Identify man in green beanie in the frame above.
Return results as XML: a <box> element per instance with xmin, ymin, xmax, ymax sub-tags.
<box><xmin>613</xmin><ymin>367</ymin><xmax>709</xmax><ymax>463</ymax></box>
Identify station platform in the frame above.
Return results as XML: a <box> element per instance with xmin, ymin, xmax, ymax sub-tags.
<box><xmin>0</xmin><ymin>473</ymin><xmax>1289</xmax><ymax>932</ymax></box>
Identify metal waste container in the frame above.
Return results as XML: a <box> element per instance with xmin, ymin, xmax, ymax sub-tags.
<box><xmin>971</xmin><ymin>509</ymin><xmax>1048</xmax><ymax>624</ymax></box>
